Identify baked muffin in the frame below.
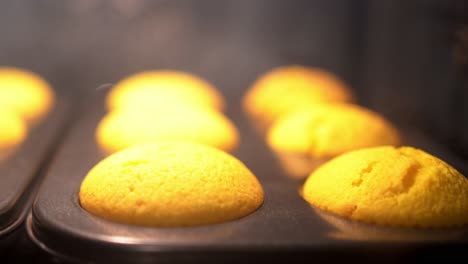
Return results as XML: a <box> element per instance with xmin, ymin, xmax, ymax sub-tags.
<box><xmin>79</xmin><ymin>142</ymin><xmax>264</xmax><ymax>227</ymax></box>
<box><xmin>107</xmin><ymin>70</ymin><xmax>224</xmax><ymax>112</ymax></box>
<box><xmin>243</xmin><ymin>65</ymin><xmax>353</xmax><ymax>131</ymax></box>
<box><xmin>0</xmin><ymin>67</ymin><xmax>55</xmax><ymax>124</ymax></box>
<box><xmin>96</xmin><ymin>106</ymin><xmax>239</xmax><ymax>154</ymax></box>
<box><xmin>267</xmin><ymin>103</ymin><xmax>400</xmax><ymax>178</ymax></box>
<box><xmin>0</xmin><ymin>109</ymin><xmax>27</xmax><ymax>159</ymax></box>
<box><xmin>303</xmin><ymin>146</ymin><xmax>468</xmax><ymax>228</ymax></box>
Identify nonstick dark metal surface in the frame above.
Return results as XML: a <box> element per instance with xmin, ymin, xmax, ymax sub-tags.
<box><xmin>27</xmin><ymin>91</ymin><xmax>468</xmax><ymax>263</ymax></box>
<box><xmin>0</xmin><ymin>101</ymin><xmax>69</xmax><ymax>238</ymax></box>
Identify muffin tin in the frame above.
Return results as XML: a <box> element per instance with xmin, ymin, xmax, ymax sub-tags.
<box><xmin>27</xmin><ymin>91</ymin><xmax>468</xmax><ymax>263</ymax></box>
<box><xmin>0</xmin><ymin>101</ymin><xmax>69</xmax><ymax>240</ymax></box>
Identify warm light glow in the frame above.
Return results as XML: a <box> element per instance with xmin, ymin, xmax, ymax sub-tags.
<box><xmin>0</xmin><ymin>67</ymin><xmax>55</xmax><ymax>124</ymax></box>
<box><xmin>106</xmin><ymin>70</ymin><xmax>224</xmax><ymax>112</ymax></box>
<box><xmin>0</xmin><ymin>109</ymin><xmax>27</xmax><ymax>160</ymax></box>
<box><xmin>243</xmin><ymin>65</ymin><xmax>354</xmax><ymax>127</ymax></box>
<box><xmin>96</xmin><ymin>106</ymin><xmax>239</xmax><ymax>154</ymax></box>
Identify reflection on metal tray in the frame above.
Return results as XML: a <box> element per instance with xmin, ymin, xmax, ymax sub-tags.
<box><xmin>0</xmin><ymin>101</ymin><xmax>69</xmax><ymax>237</ymax></box>
<box><xmin>27</xmin><ymin>92</ymin><xmax>468</xmax><ymax>263</ymax></box>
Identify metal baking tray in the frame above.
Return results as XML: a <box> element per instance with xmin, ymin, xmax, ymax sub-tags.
<box><xmin>0</xmin><ymin>101</ymin><xmax>69</xmax><ymax>239</ymax></box>
<box><xmin>27</xmin><ymin>91</ymin><xmax>468</xmax><ymax>263</ymax></box>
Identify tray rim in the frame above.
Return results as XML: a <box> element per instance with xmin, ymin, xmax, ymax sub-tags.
<box><xmin>0</xmin><ymin>100</ymin><xmax>70</xmax><ymax>236</ymax></box>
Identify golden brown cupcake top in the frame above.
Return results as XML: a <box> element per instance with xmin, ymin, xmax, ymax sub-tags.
<box><xmin>303</xmin><ymin>146</ymin><xmax>468</xmax><ymax>228</ymax></box>
<box><xmin>80</xmin><ymin>142</ymin><xmax>264</xmax><ymax>227</ymax></box>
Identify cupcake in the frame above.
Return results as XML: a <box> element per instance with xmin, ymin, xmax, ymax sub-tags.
<box><xmin>0</xmin><ymin>109</ymin><xmax>27</xmax><ymax>160</ymax></box>
<box><xmin>96</xmin><ymin>106</ymin><xmax>239</xmax><ymax>154</ymax></box>
<box><xmin>79</xmin><ymin>142</ymin><xmax>264</xmax><ymax>227</ymax></box>
<box><xmin>243</xmin><ymin>65</ymin><xmax>353</xmax><ymax>133</ymax></box>
<box><xmin>303</xmin><ymin>146</ymin><xmax>468</xmax><ymax>228</ymax></box>
<box><xmin>267</xmin><ymin>103</ymin><xmax>400</xmax><ymax>179</ymax></box>
<box><xmin>107</xmin><ymin>70</ymin><xmax>224</xmax><ymax>112</ymax></box>
<box><xmin>0</xmin><ymin>67</ymin><xmax>55</xmax><ymax>124</ymax></box>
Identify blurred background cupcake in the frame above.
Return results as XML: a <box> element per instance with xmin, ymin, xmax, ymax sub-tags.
<box><xmin>96</xmin><ymin>106</ymin><xmax>239</xmax><ymax>154</ymax></box>
<box><xmin>0</xmin><ymin>108</ymin><xmax>27</xmax><ymax>160</ymax></box>
<box><xmin>0</xmin><ymin>67</ymin><xmax>55</xmax><ymax>125</ymax></box>
<box><xmin>243</xmin><ymin>65</ymin><xmax>354</xmax><ymax>134</ymax></box>
<box><xmin>97</xmin><ymin>70</ymin><xmax>238</xmax><ymax>154</ymax></box>
<box><xmin>267</xmin><ymin>103</ymin><xmax>400</xmax><ymax>179</ymax></box>
<box><xmin>107</xmin><ymin>70</ymin><xmax>225</xmax><ymax>112</ymax></box>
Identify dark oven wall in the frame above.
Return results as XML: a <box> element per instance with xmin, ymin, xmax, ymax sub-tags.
<box><xmin>363</xmin><ymin>0</ymin><xmax>468</xmax><ymax>161</ymax></box>
<box><xmin>0</xmin><ymin>0</ymin><xmax>466</xmax><ymax>160</ymax></box>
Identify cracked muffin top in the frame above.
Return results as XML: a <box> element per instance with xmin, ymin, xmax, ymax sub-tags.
<box><xmin>79</xmin><ymin>142</ymin><xmax>264</xmax><ymax>227</ymax></box>
<box><xmin>302</xmin><ymin>146</ymin><xmax>468</xmax><ymax>228</ymax></box>
<box><xmin>267</xmin><ymin>103</ymin><xmax>400</xmax><ymax>159</ymax></box>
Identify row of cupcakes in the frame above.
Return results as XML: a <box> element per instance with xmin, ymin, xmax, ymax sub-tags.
<box><xmin>83</xmin><ymin>71</ymin><xmax>266</xmax><ymax>226</ymax></box>
<box><xmin>243</xmin><ymin>65</ymin><xmax>467</xmax><ymax>227</ymax></box>
<box><xmin>96</xmin><ymin>71</ymin><xmax>239</xmax><ymax>154</ymax></box>
<box><xmin>243</xmin><ymin>65</ymin><xmax>400</xmax><ymax>179</ymax></box>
